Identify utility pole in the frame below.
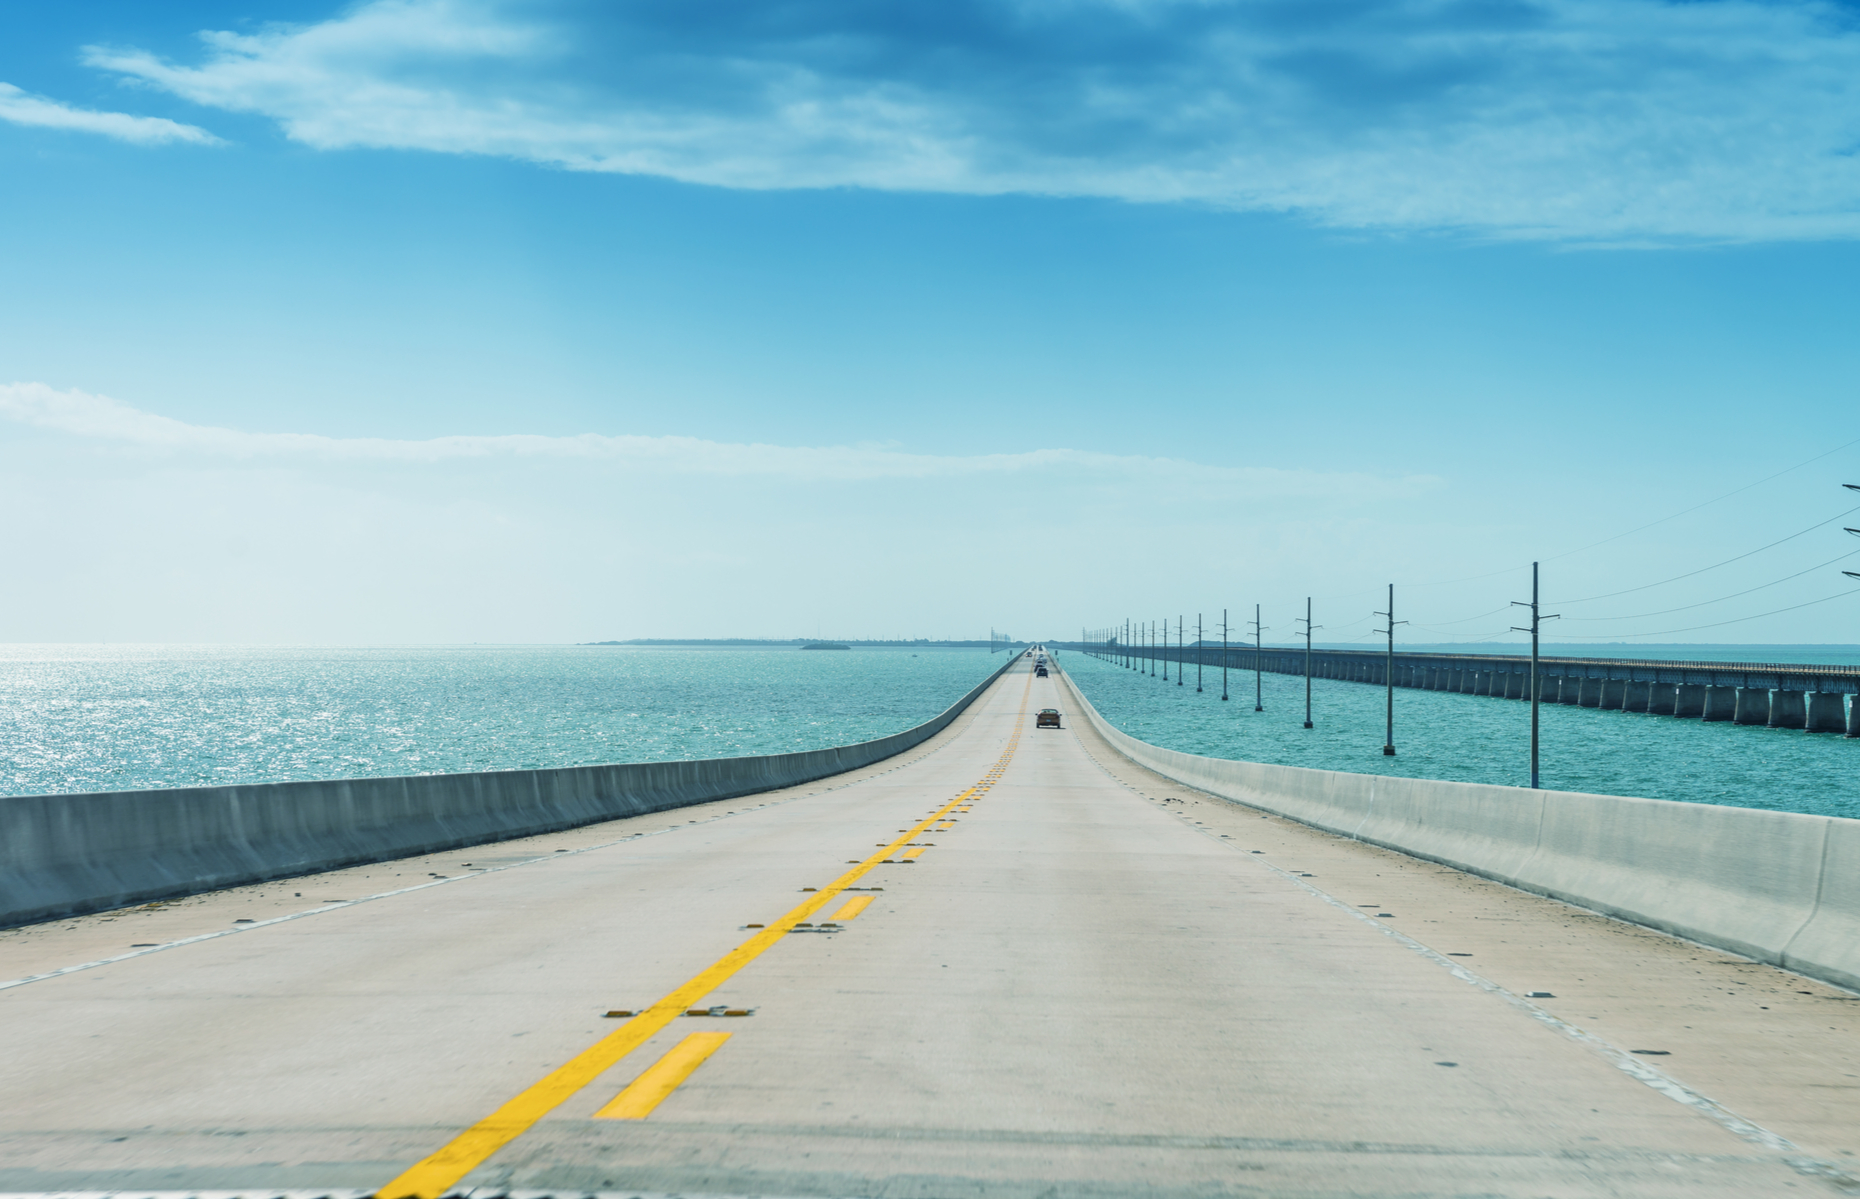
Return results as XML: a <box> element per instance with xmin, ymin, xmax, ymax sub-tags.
<box><xmin>1249</xmin><ymin>604</ymin><xmax>1267</xmax><ymax>710</ymax></box>
<box><xmin>1177</xmin><ymin>615</ymin><xmax>1184</xmax><ymax>685</ymax></box>
<box><xmin>1150</xmin><ymin>620</ymin><xmax>1156</xmax><ymax>677</ymax></box>
<box><xmin>1373</xmin><ymin>585</ymin><xmax>1406</xmax><ymax>756</ymax></box>
<box><xmin>1295</xmin><ymin>597</ymin><xmax>1320</xmax><ymax>729</ymax></box>
<box><xmin>1221</xmin><ymin>608</ymin><xmax>1230</xmax><ymax>701</ymax></box>
<box><xmin>1511</xmin><ymin>562</ymin><xmax>1560</xmax><ymax>789</ymax></box>
<box><xmin>1196</xmin><ymin>614</ymin><xmax>1204</xmax><ymax>692</ymax></box>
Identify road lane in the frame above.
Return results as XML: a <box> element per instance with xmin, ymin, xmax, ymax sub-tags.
<box><xmin>1</xmin><ymin>657</ymin><xmax>1855</xmax><ymax>1197</ymax></box>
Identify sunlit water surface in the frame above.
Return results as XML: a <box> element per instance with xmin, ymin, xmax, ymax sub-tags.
<box><xmin>1060</xmin><ymin>645</ymin><xmax>1860</xmax><ymax>820</ymax></box>
<box><xmin>0</xmin><ymin>645</ymin><xmax>1002</xmax><ymax>798</ymax></box>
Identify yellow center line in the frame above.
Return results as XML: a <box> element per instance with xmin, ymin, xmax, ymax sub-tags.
<box><xmin>831</xmin><ymin>896</ymin><xmax>875</xmax><ymax>921</ymax></box>
<box><xmin>592</xmin><ymin>1032</ymin><xmax>732</xmax><ymax>1119</ymax></box>
<box><xmin>375</xmin><ymin>671</ymin><xmax>1033</xmax><ymax>1198</ymax></box>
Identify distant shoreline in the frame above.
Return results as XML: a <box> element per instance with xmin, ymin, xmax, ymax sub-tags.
<box><xmin>580</xmin><ymin>639</ymin><xmax>1024</xmax><ymax>649</ymax></box>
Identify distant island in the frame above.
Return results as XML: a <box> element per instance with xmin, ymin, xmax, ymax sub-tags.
<box><xmin>579</xmin><ymin>638</ymin><xmax>1024</xmax><ymax>649</ymax></box>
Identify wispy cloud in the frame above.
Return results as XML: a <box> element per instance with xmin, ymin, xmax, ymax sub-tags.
<box><xmin>0</xmin><ymin>381</ymin><xmax>1436</xmax><ymax>501</ymax></box>
<box><xmin>78</xmin><ymin>0</ymin><xmax>1860</xmax><ymax>242</ymax></box>
<box><xmin>0</xmin><ymin>81</ymin><xmax>220</xmax><ymax>145</ymax></box>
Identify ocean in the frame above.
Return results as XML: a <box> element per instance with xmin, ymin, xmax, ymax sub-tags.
<box><xmin>0</xmin><ymin>644</ymin><xmax>1003</xmax><ymax>799</ymax></box>
<box><xmin>1061</xmin><ymin>643</ymin><xmax>1860</xmax><ymax>819</ymax></box>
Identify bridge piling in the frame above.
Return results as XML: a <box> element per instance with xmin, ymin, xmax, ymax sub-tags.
<box><xmin>1675</xmin><ymin>684</ymin><xmax>1707</xmax><ymax>717</ymax></box>
<box><xmin>1622</xmin><ymin>680</ymin><xmax>1650</xmax><ymax>712</ymax></box>
<box><xmin>1702</xmin><ymin>686</ymin><xmax>1738</xmax><ymax>721</ymax></box>
<box><xmin>1768</xmin><ymin>690</ymin><xmax>1807</xmax><ymax>729</ymax></box>
<box><xmin>1734</xmin><ymin>687</ymin><xmax>1772</xmax><ymax>726</ymax></box>
<box><xmin>1600</xmin><ymin>679</ymin><xmax>1627</xmax><ymax>709</ymax></box>
<box><xmin>1807</xmin><ymin>692</ymin><xmax>1846</xmax><ymax>733</ymax></box>
<box><xmin>1648</xmin><ymin>685</ymin><xmax>1677</xmax><ymax>715</ymax></box>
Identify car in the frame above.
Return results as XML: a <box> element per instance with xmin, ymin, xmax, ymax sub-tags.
<box><xmin>1036</xmin><ymin>708</ymin><xmax>1061</xmax><ymax>728</ymax></box>
<box><xmin>1035</xmin><ymin>665</ymin><xmax>1049</xmax><ymax>676</ymax></box>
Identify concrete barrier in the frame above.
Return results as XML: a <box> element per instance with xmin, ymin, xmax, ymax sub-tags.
<box><xmin>1056</xmin><ymin>665</ymin><xmax>1860</xmax><ymax>993</ymax></box>
<box><xmin>2</xmin><ymin>655</ymin><xmax>1019</xmax><ymax>928</ymax></box>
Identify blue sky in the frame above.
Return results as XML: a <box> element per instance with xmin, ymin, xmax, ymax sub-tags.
<box><xmin>4</xmin><ymin>0</ymin><xmax>1860</xmax><ymax>645</ymax></box>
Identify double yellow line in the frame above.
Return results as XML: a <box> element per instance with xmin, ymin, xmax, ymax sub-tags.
<box><xmin>378</xmin><ymin>670</ymin><xmax>1034</xmax><ymax>1197</ymax></box>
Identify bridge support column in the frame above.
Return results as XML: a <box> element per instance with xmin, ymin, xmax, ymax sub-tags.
<box><xmin>1676</xmin><ymin>684</ymin><xmax>1709</xmax><ymax>717</ymax></box>
<box><xmin>1554</xmin><ymin>676</ymin><xmax>1578</xmax><ymax>703</ymax></box>
<box><xmin>1460</xmin><ymin>671</ymin><xmax>1477</xmax><ymax>694</ymax></box>
<box><xmin>1648</xmin><ymin>685</ymin><xmax>1677</xmax><ymax>715</ymax></box>
<box><xmin>1577</xmin><ymin>677</ymin><xmax>1602</xmax><ymax>707</ymax></box>
<box><xmin>1734</xmin><ymin>688</ymin><xmax>1772</xmax><ymax>725</ymax></box>
<box><xmin>1622</xmin><ymin>680</ymin><xmax>1650</xmax><ymax>712</ymax></box>
<box><xmin>1701</xmin><ymin>686</ymin><xmax>1737</xmax><ymax>721</ymax></box>
<box><xmin>1599</xmin><ymin>679</ymin><xmax>1626</xmax><ymax>709</ymax></box>
<box><xmin>1805</xmin><ymin>691</ymin><xmax>1844</xmax><ymax>731</ymax></box>
<box><xmin>1768</xmin><ymin>690</ymin><xmax>1807</xmax><ymax>729</ymax></box>
<box><xmin>1847</xmin><ymin>696</ymin><xmax>1860</xmax><ymax>737</ymax></box>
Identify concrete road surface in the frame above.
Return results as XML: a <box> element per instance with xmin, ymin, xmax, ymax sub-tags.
<box><xmin>4</xmin><ymin>659</ymin><xmax>1859</xmax><ymax>1197</ymax></box>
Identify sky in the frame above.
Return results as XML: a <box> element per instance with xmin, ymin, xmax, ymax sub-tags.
<box><xmin>4</xmin><ymin>0</ymin><xmax>1860</xmax><ymax>646</ymax></box>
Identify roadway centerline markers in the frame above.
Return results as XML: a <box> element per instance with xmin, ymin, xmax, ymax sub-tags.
<box><xmin>831</xmin><ymin>896</ymin><xmax>874</xmax><ymax>921</ymax></box>
<box><xmin>593</xmin><ymin>1032</ymin><xmax>732</xmax><ymax>1119</ymax></box>
<box><xmin>375</xmin><ymin>672</ymin><xmax>1033</xmax><ymax>1199</ymax></box>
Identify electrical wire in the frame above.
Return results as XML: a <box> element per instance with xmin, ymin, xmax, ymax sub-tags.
<box><xmin>1541</xmin><ymin>587</ymin><xmax>1860</xmax><ymax>640</ymax></box>
<box><xmin>1547</xmin><ymin>504</ymin><xmax>1860</xmax><ymax>606</ymax></box>
<box><xmin>1408</xmin><ymin>603</ymin><xmax>1514</xmax><ymax>628</ymax></box>
<box><xmin>1538</xmin><ymin>434</ymin><xmax>1860</xmax><ymax>564</ymax></box>
<box><xmin>1315</xmin><ymin>433</ymin><xmax>1860</xmax><ymax>601</ymax></box>
<box><xmin>1554</xmin><ymin>549</ymin><xmax>1860</xmax><ymax>622</ymax></box>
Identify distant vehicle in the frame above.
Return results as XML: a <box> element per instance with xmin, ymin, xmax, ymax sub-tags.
<box><xmin>1037</xmin><ymin>709</ymin><xmax>1061</xmax><ymax>728</ymax></box>
<box><xmin>1035</xmin><ymin>666</ymin><xmax>1049</xmax><ymax>677</ymax></box>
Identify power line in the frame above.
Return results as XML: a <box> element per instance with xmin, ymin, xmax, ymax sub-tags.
<box><xmin>1554</xmin><ymin>549</ymin><xmax>1860</xmax><ymax>622</ymax></box>
<box><xmin>1541</xmin><ymin>587</ymin><xmax>1860</xmax><ymax>640</ymax></box>
<box><xmin>1314</xmin><ymin>433</ymin><xmax>1860</xmax><ymax>601</ymax></box>
<box><xmin>1547</xmin><ymin>504</ymin><xmax>1860</xmax><ymax>606</ymax></box>
<box><xmin>1539</xmin><ymin>433</ymin><xmax>1860</xmax><ymax>565</ymax></box>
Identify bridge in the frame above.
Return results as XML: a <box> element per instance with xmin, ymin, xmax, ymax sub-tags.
<box><xmin>3</xmin><ymin>655</ymin><xmax>1859</xmax><ymax>1196</ymax></box>
<box><xmin>1066</xmin><ymin>640</ymin><xmax>1860</xmax><ymax>732</ymax></box>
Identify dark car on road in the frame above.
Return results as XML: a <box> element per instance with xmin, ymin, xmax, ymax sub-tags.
<box><xmin>1037</xmin><ymin>709</ymin><xmax>1061</xmax><ymax>728</ymax></box>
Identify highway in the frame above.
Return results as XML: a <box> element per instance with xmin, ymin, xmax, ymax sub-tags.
<box><xmin>3</xmin><ymin>656</ymin><xmax>1859</xmax><ymax>1197</ymax></box>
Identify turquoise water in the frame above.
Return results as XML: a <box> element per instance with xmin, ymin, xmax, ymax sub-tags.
<box><xmin>1061</xmin><ymin>647</ymin><xmax>1860</xmax><ymax>820</ymax></box>
<box><xmin>0</xmin><ymin>645</ymin><xmax>1002</xmax><ymax>798</ymax></box>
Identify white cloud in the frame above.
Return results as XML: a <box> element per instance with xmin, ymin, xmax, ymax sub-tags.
<box><xmin>76</xmin><ymin>0</ymin><xmax>1860</xmax><ymax>242</ymax></box>
<box><xmin>0</xmin><ymin>82</ymin><xmax>220</xmax><ymax>145</ymax></box>
<box><xmin>0</xmin><ymin>381</ymin><xmax>1435</xmax><ymax>501</ymax></box>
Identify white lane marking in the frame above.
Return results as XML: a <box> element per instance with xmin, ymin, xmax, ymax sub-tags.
<box><xmin>0</xmin><ymin>700</ymin><xmax>996</xmax><ymax>994</ymax></box>
<box><xmin>1064</xmin><ymin>726</ymin><xmax>1860</xmax><ymax>1191</ymax></box>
